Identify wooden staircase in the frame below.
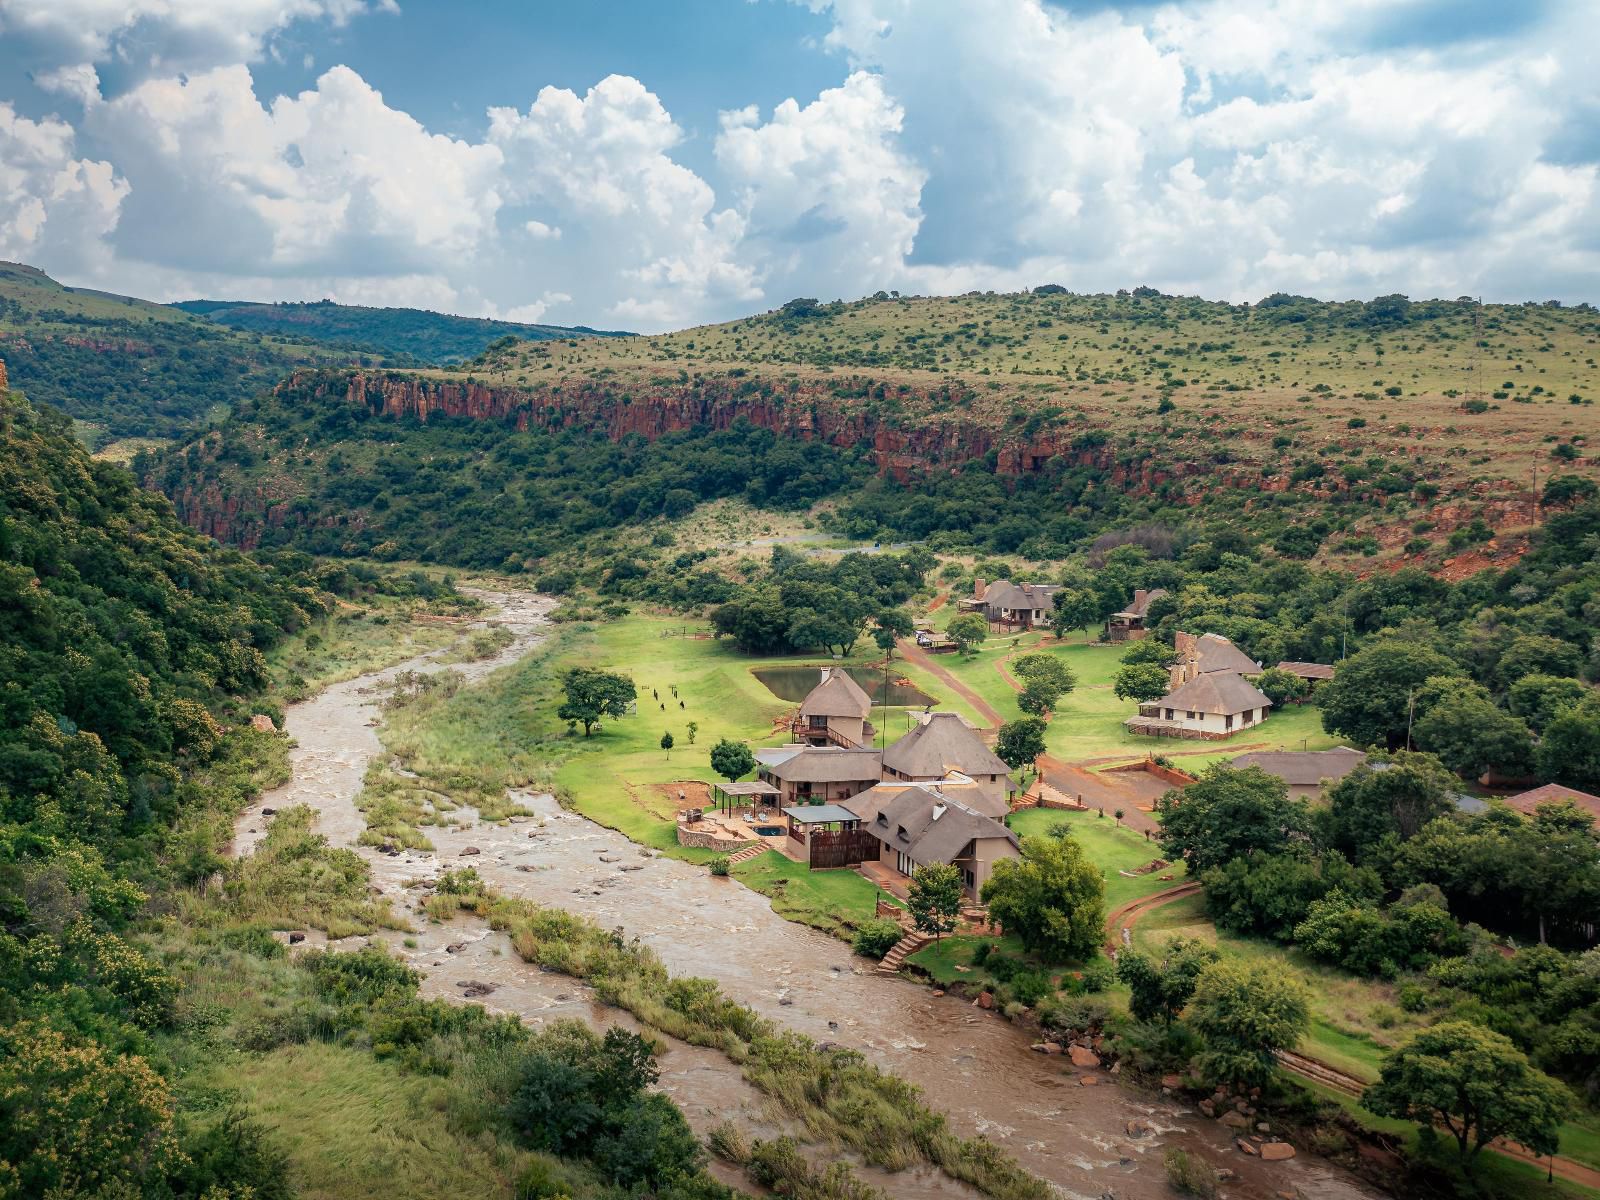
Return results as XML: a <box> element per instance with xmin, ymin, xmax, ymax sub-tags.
<box><xmin>877</xmin><ymin>930</ymin><xmax>931</xmax><ymax>975</ymax></box>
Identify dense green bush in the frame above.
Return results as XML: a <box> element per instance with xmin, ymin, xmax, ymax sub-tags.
<box><xmin>852</xmin><ymin>918</ymin><xmax>904</xmax><ymax>959</ymax></box>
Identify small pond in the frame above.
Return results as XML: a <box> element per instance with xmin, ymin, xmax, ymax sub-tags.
<box><xmin>752</xmin><ymin>665</ymin><xmax>936</xmax><ymax>707</ymax></box>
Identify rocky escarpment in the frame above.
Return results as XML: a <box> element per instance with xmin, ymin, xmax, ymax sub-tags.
<box><xmin>161</xmin><ymin>367</ymin><xmax>1537</xmax><ymax>560</ymax></box>
<box><xmin>282</xmin><ymin>367</ymin><xmax>1198</xmax><ymax>489</ymax></box>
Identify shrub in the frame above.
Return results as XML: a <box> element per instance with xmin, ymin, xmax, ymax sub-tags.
<box><xmin>1398</xmin><ymin>983</ymin><xmax>1428</xmax><ymax>1013</ymax></box>
<box><xmin>1163</xmin><ymin>1148</ymin><xmax>1219</xmax><ymax>1198</ymax></box>
<box><xmin>708</xmin><ymin>856</ymin><xmax>731</xmax><ymax>877</ymax></box>
<box><xmin>1079</xmin><ymin>959</ymin><xmax>1117</xmax><ymax>993</ymax></box>
<box><xmin>851</xmin><ymin>919</ymin><xmax>904</xmax><ymax>960</ymax></box>
<box><xmin>707</xmin><ymin>1122</ymin><xmax>751</xmax><ymax>1164</ymax></box>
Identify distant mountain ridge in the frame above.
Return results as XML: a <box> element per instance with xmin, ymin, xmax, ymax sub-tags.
<box><xmin>172</xmin><ymin>298</ymin><xmax>631</xmax><ymax>364</ymax></box>
<box><xmin>0</xmin><ymin>261</ymin><xmax>344</xmax><ymax>446</ymax></box>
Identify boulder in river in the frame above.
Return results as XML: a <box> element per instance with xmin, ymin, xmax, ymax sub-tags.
<box><xmin>460</xmin><ymin>847</ymin><xmax>481</xmax><ymax>856</ymax></box>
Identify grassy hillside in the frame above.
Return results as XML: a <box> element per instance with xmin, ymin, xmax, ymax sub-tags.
<box><xmin>0</xmin><ymin>262</ymin><xmax>348</xmax><ymax>447</ymax></box>
<box><xmin>174</xmin><ymin>298</ymin><xmax>630</xmax><ymax>363</ymax></box>
<box><xmin>154</xmin><ymin>288</ymin><xmax>1599</xmax><ymax>577</ymax></box>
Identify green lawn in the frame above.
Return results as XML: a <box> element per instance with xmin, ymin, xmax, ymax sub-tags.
<box><xmin>732</xmin><ymin>851</ymin><xmax>900</xmax><ymax>938</ymax></box>
<box><xmin>900</xmin><ymin>628</ymin><xmax>1349</xmax><ymax>768</ymax></box>
<box><xmin>1008</xmin><ymin>806</ymin><xmax>1185</xmax><ymax>909</ymax></box>
<box><xmin>904</xmin><ymin>933</ymin><xmax>1033</xmax><ymax>988</ymax></box>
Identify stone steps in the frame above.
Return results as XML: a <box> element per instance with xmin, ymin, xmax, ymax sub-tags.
<box><xmin>877</xmin><ymin>931</ymin><xmax>931</xmax><ymax>974</ymax></box>
<box><xmin>726</xmin><ymin>843</ymin><xmax>768</xmax><ymax>865</ymax></box>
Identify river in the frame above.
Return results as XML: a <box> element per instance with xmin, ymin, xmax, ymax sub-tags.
<box><xmin>236</xmin><ymin>589</ymin><xmax>1381</xmax><ymax>1200</ymax></box>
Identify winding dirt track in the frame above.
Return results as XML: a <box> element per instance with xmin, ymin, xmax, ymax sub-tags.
<box><xmin>897</xmin><ymin>637</ymin><xmax>1004</xmax><ymax>732</ymax></box>
<box><xmin>1103</xmin><ymin>881</ymin><xmax>1204</xmax><ymax>955</ymax></box>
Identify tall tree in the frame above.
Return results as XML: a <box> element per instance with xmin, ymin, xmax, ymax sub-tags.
<box><xmin>1186</xmin><ymin>959</ymin><xmax>1310</xmax><ymax>1090</ymax></box>
<box><xmin>1322</xmin><ymin>751</ymin><xmax>1458</xmax><ymax>860</ymax></box>
<box><xmin>1117</xmin><ymin>936</ymin><xmax>1221</xmax><ymax>1026</ymax></box>
<box><xmin>908</xmin><ymin>863</ymin><xmax>964</xmax><ymax>940</ymax></box>
<box><xmin>1363</xmin><ymin>1022</ymin><xmax>1572</xmax><ymax>1176</ymax></box>
<box><xmin>558</xmin><ymin>668</ymin><xmax>636</xmax><ymax>737</ymax></box>
<box><xmin>1012</xmin><ymin>653</ymin><xmax>1077</xmax><ymax>717</ymax></box>
<box><xmin>1414</xmin><ymin>693</ymin><xmax>1535</xmax><ymax>779</ymax></box>
<box><xmin>947</xmin><ymin>613</ymin><xmax>989</xmax><ymax>656</ymax></box>
<box><xmin>1317</xmin><ymin>640</ymin><xmax>1463</xmax><ymax>748</ymax></box>
<box><xmin>873</xmin><ymin>608</ymin><xmax>915</xmax><ymax>657</ymax></box>
<box><xmin>1048</xmin><ymin>588</ymin><xmax>1100</xmax><ymax>640</ymax></box>
<box><xmin>1114</xmin><ymin>662</ymin><xmax>1171</xmax><ymax>703</ymax></box>
<box><xmin>1156</xmin><ymin>765</ymin><xmax>1311</xmax><ymax>876</ymax></box>
<box><xmin>709</xmin><ymin>739</ymin><xmax>756</xmax><ymax>784</ymax></box>
<box><xmin>995</xmin><ymin>717</ymin><xmax>1048</xmax><ymax>771</ymax></box>
<box><xmin>1535</xmin><ymin>698</ymin><xmax>1600</xmax><ymax>791</ymax></box>
<box><xmin>981</xmin><ymin>832</ymin><xmax>1105</xmax><ymax>961</ymax></box>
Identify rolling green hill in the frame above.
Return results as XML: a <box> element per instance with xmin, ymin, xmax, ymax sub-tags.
<box><xmin>0</xmin><ymin>261</ymin><xmax>350</xmax><ymax>448</ymax></box>
<box><xmin>173</xmin><ymin>297</ymin><xmax>629</xmax><ymax>364</ymax></box>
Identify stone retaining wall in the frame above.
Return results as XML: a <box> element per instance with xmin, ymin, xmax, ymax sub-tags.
<box><xmin>675</xmin><ymin>821</ymin><xmax>749</xmax><ymax>853</ymax></box>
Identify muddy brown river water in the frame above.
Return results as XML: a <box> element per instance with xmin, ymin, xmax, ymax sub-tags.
<box><xmin>236</xmin><ymin>590</ymin><xmax>1382</xmax><ymax>1200</ymax></box>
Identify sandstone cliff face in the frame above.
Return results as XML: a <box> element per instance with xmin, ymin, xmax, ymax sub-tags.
<box><xmin>164</xmin><ymin>368</ymin><xmax>1518</xmax><ymax>557</ymax></box>
<box><xmin>281</xmin><ymin>368</ymin><xmax>1167</xmax><ymax>487</ymax></box>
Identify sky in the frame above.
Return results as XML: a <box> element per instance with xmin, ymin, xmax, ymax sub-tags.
<box><xmin>0</xmin><ymin>0</ymin><xmax>1595</xmax><ymax>332</ymax></box>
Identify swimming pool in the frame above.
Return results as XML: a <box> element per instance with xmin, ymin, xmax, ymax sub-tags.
<box><xmin>753</xmin><ymin>825</ymin><xmax>784</xmax><ymax>836</ymax></box>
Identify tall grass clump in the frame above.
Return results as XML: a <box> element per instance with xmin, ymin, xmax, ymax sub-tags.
<box><xmin>1163</xmin><ymin>1147</ymin><xmax>1219</xmax><ymax>1199</ymax></box>
<box><xmin>210</xmin><ymin>806</ymin><xmax>405</xmax><ymax>938</ymax></box>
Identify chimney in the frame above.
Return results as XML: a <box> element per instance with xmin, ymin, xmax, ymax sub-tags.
<box><xmin>1133</xmin><ymin>588</ymin><xmax>1147</xmax><ymax>607</ymax></box>
<box><xmin>974</xmin><ymin>577</ymin><xmax>986</xmax><ymax>600</ymax></box>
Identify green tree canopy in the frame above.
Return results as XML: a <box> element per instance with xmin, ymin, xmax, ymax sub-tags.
<box><xmin>1114</xmin><ymin>662</ymin><xmax>1171</xmax><ymax>703</ymax></box>
<box><xmin>1507</xmin><ymin>673</ymin><xmax>1589</xmax><ymax>734</ymax></box>
<box><xmin>1535</xmin><ymin>698</ymin><xmax>1600</xmax><ymax>791</ymax></box>
<box><xmin>1012</xmin><ymin>653</ymin><xmax>1077</xmax><ymax>716</ymax></box>
<box><xmin>995</xmin><ymin>717</ymin><xmax>1048</xmax><ymax>770</ymax></box>
<box><xmin>873</xmin><ymin>608</ymin><xmax>915</xmax><ymax>655</ymax></box>
<box><xmin>1120</xmin><ymin>639</ymin><xmax>1173</xmax><ymax>667</ymax></box>
<box><xmin>1048</xmin><ymin>588</ymin><xmax>1100</xmax><ymax>639</ymax></box>
<box><xmin>1186</xmin><ymin>958</ymin><xmax>1311</xmax><ymax>1089</ymax></box>
<box><xmin>908</xmin><ymin>862</ymin><xmax>964</xmax><ymax>940</ymax></box>
<box><xmin>1318</xmin><ymin>640</ymin><xmax>1465</xmax><ymax>749</ymax></box>
<box><xmin>1156</xmin><ymin>765</ymin><xmax>1311</xmax><ymax>876</ymax></box>
<box><xmin>709</xmin><ymin>738</ymin><xmax>756</xmax><ymax>783</ymax></box>
<box><xmin>1254</xmin><ymin>666</ymin><xmax>1309</xmax><ymax>707</ymax></box>
<box><xmin>1322</xmin><ymin>751</ymin><xmax>1460</xmax><ymax>861</ymax></box>
<box><xmin>1363</xmin><ymin>1021</ymin><xmax>1572</xmax><ymax>1174</ymax></box>
<box><xmin>946</xmin><ymin>613</ymin><xmax>989</xmax><ymax>656</ymax></box>
<box><xmin>980</xmin><ymin>831</ymin><xmax>1105</xmax><ymax>962</ymax></box>
<box><xmin>1117</xmin><ymin>936</ymin><xmax>1220</xmax><ymax>1026</ymax></box>
<box><xmin>558</xmin><ymin>667</ymin><xmax>636</xmax><ymax>737</ymax></box>
<box><xmin>1413</xmin><ymin>691</ymin><xmax>1535</xmax><ymax>779</ymax></box>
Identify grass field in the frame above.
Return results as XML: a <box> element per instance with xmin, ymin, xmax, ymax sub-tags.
<box><xmin>910</xmin><ymin>613</ymin><xmax>1348</xmax><ymax>766</ymax></box>
<box><xmin>217</xmin><ymin>1043</ymin><xmax>534</xmax><ymax>1200</ymax></box>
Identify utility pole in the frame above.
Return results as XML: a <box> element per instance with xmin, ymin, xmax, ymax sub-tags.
<box><xmin>1406</xmin><ymin>688</ymin><xmax>1416</xmax><ymax>752</ymax></box>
